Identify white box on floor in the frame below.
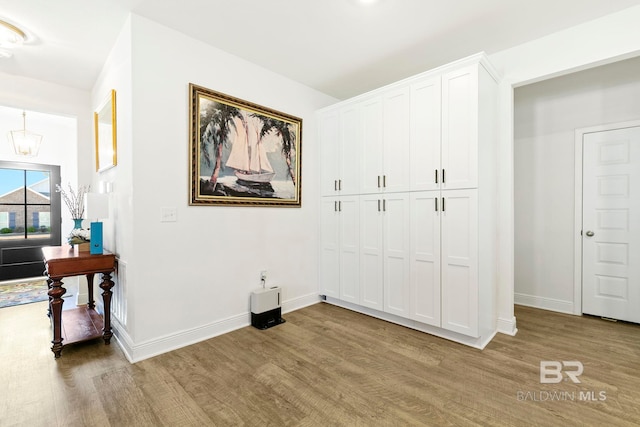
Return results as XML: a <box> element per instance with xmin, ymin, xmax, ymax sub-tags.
<box><xmin>250</xmin><ymin>286</ymin><xmax>285</xmax><ymax>329</ymax></box>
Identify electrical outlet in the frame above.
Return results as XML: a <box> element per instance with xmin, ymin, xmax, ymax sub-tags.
<box><xmin>260</xmin><ymin>270</ymin><xmax>267</xmax><ymax>282</ymax></box>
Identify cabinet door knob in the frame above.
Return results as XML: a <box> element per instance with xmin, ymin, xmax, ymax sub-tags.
<box><xmin>585</xmin><ymin>230</ymin><xmax>595</xmax><ymax>237</ymax></box>
<box><xmin>435</xmin><ymin>169</ymin><xmax>438</xmax><ymax>184</ymax></box>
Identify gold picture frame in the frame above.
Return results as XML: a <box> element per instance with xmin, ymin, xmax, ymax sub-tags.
<box><xmin>95</xmin><ymin>89</ymin><xmax>117</xmax><ymax>172</ymax></box>
<box><xmin>189</xmin><ymin>83</ymin><xmax>302</xmax><ymax>207</ymax></box>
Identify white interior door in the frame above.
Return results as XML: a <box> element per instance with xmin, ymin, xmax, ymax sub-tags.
<box><xmin>582</xmin><ymin>126</ymin><xmax>640</xmax><ymax>323</ymax></box>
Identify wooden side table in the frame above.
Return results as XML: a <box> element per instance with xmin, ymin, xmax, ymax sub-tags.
<box><xmin>42</xmin><ymin>245</ymin><xmax>116</xmax><ymax>358</ymax></box>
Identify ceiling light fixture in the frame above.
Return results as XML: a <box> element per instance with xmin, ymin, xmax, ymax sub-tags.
<box><xmin>8</xmin><ymin>111</ymin><xmax>43</xmax><ymax>157</ymax></box>
<box><xmin>0</xmin><ymin>19</ymin><xmax>26</xmax><ymax>48</ymax></box>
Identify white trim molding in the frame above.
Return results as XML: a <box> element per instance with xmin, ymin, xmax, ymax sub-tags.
<box><xmin>515</xmin><ymin>293</ymin><xmax>574</xmax><ymax>315</ymax></box>
<box><xmin>497</xmin><ymin>316</ymin><xmax>518</xmax><ymax>336</ymax></box>
<box><xmin>114</xmin><ymin>292</ymin><xmax>321</xmax><ymax>363</ymax></box>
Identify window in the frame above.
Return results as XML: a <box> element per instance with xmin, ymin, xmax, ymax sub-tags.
<box><xmin>0</xmin><ymin>168</ymin><xmax>55</xmax><ymax>239</ymax></box>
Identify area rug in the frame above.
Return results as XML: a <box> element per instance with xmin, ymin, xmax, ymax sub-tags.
<box><xmin>0</xmin><ymin>281</ymin><xmax>49</xmax><ymax>308</ymax></box>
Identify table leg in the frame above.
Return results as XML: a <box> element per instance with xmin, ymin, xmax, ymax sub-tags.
<box><xmin>99</xmin><ymin>272</ymin><xmax>114</xmax><ymax>345</ymax></box>
<box><xmin>86</xmin><ymin>273</ymin><xmax>95</xmax><ymax>309</ymax></box>
<box><xmin>45</xmin><ymin>274</ymin><xmax>53</xmax><ymax>318</ymax></box>
<box><xmin>48</xmin><ymin>278</ymin><xmax>66</xmax><ymax>358</ymax></box>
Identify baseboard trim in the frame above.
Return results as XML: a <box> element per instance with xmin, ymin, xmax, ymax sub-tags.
<box><xmin>497</xmin><ymin>315</ymin><xmax>518</xmax><ymax>336</ymax></box>
<box><xmin>117</xmin><ymin>292</ymin><xmax>320</xmax><ymax>363</ymax></box>
<box><xmin>515</xmin><ymin>293</ymin><xmax>574</xmax><ymax>315</ymax></box>
<box><xmin>323</xmin><ymin>297</ymin><xmax>496</xmax><ymax>350</ymax></box>
<box><xmin>111</xmin><ymin>316</ymin><xmax>135</xmax><ymax>363</ymax></box>
<box><xmin>282</xmin><ymin>292</ymin><xmax>321</xmax><ymax>314</ymax></box>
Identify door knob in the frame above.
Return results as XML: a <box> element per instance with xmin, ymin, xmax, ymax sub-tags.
<box><xmin>585</xmin><ymin>230</ymin><xmax>595</xmax><ymax>237</ymax></box>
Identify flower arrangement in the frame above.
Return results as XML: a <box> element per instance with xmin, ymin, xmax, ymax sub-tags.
<box><xmin>56</xmin><ymin>183</ymin><xmax>90</xmax><ymax>220</ymax></box>
<box><xmin>68</xmin><ymin>228</ymin><xmax>91</xmax><ymax>245</ymax></box>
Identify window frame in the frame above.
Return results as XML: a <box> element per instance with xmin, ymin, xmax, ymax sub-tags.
<box><xmin>0</xmin><ymin>161</ymin><xmax>61</xmax><ymax>247</ymax></box>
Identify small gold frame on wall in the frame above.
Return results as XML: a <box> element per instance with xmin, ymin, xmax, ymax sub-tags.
<box><xmin>189</xmin><ymin>83</ymin><xmax>303</xmax><ymax>207</ymax></box>
<box><xmin>95</xmin><ymin>89</ymin><xmax>117</xmax><ymax>172</ymax></box>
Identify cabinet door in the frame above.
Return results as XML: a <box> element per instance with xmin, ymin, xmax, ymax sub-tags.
<box><xmin>359</xmin><ymin>194</ymin><xmax>384</xmax><ymax>310</ymax></box>
<box><xmin>441</xmin><ymin>65</ymin><xmax>478</xmax><ymax>190</ymax></box>
<box><xmin>339</xmin><ymin>104</ymin><xmax>360</xmax><ymax>195</ymax></box>
<box><xmin>383</xmin><ymin>87</ymin><xmax>411</xmax><ymax>193</ymax></box>
<box><xmin>339</xmin><ymin>196</ymin><xmax>360</xmax><ymax>303</ymax></box>
<box><xmin>410</xmin><ymin>192</ymin><xmax>441</xmax><ymax>326</ymax></box>
<box><xmin>360</xmin><ymin>97</ymin><xmax>384</xmax><ymax>194</ymax></box>
<box><xmin>319</xmin><ymin>109</ymin><xmax>340</xmax><ymax>196</ymax></box>
<box><xmin>383</xmin><ymin>193</ymin><xmax>411</xmax><ymax>317</ymax></box>
<box><xmin>440</xmin><ymin>189</ymin><xmax>478</xmax><ymax>337</ymax></box>
<box><xmin>410</xmin><ymin>76</ymin><xmax>442</xmax><ymax>191</ymax></box>
<box><xmin>320</xmin><ymin>198</ymin><xmax>340</xmax><ymax>297</ymax></box>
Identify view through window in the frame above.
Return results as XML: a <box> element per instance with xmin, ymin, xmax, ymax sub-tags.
<box><xmin>0</xmin><ymin>161</ymin><xmax>61</xmax><ymax>280</ymax></box>
<box><xmin>0</xmin><ymin>168</ymin><xmax>53</xmax><ymax>240</ymax></box>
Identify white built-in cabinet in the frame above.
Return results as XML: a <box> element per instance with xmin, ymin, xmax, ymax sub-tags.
<box><xmin>318</xmin><ymin>52</ymin><xmax>498</xmax><ymax>349</ymax></box>
<box><xmin>410</xmin><ymin>63</ymin><xmax>484</xmax><ymax>191</ymax></box>
<box><xmin>319</xmin><ymin>103</ymin><xmax>360</xmax><ymax>196</ymax></box>
<box><xmin>359</xmin><ymin>193</ymin><xmax>411</xmax><ymax>315</ymax></box>
<box><xmin>320</xmin><ymin>196</ymin><xmax>359</xmax><ymax>303</ymax></box>
<box><xmin>411</xmin><ymin>190</ymin><xmax>481</xmax><ymax>337</ymax></box>
<box><xmin>359</xmin><ymin>88</ymin><xmax>411</xmax><ymax>194</ymax></box>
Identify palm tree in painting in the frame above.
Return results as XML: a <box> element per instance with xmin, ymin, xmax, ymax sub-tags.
<box><xmin>200</xmin><ymin>102</ymin><xmax>243</xmax><ymax>190</ymax></box>
<box><xmin>254</xmin><ymin>114</ymin><xmax>298</xmax><ymax>185</ymax></box>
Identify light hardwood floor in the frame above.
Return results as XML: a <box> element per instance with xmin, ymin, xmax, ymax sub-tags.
<box><xmin>1</xmin><ymin>301</ymin><xmax>639</xmax><ymax>426</ymax></box>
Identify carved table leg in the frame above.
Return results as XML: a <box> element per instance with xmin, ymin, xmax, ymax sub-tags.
<box><xmin>45</xmin><ymin>274</ymin><xmax>53</xmax><ymax>318</ymax></box>
<box><xmin>86</xmin><ymin>273</ymin><xmax>95</xmax><ymax>309</ymax></box>
<box><xmin>99</xmin><ymin>272</ymin><xmax>114</xmax><ymax>345</ymax></box>
<box><xmin>48</xmin><ymin>278</ymin><xmax>66</xmax><ymax>358</ymax></box>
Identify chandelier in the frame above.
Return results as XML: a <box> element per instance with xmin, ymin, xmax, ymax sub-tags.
<box><xmin>8</xmin><ymin>111</ymin><xmax>43</xmax><ymax>157</ymax></box>
<box><xmin>0</xmin><ymin>19</ymin><xmax>26</xmax><ymax>57</ymax></box>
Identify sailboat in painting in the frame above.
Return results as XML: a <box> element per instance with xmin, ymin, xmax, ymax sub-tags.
<box><xmin>226</xmin><ymin>115</ymin><xmax>275</xmax><ymax>183</ymax></box>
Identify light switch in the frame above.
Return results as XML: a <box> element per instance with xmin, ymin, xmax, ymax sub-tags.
<box><xmin>160</xmin><ymin>207</ymin><xmax>177</xmax><ymax>222</ymax></box>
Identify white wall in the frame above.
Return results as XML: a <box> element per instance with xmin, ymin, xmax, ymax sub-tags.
<box><xmin>489</xmin><ymin>4</ymin><xmax>640</xmax><ymax>331</ymax></box>
<box><xmin>513</xmin><ymin>56</ymin><xmax>640</xmax><ymax>313</ymax></box>
<box><xmin>98</xmin><ymin>15</ymin><xmax>337</xmax><ymax>361</ymax></box>
<box><xmin>91</xmin><ymin>17</ymin><xmax>135</xmax><ymax>340</ymax></box>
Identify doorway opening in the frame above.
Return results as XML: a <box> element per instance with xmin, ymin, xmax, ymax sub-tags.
<box><xmin>514</xmin><ymin>55</ymin><xmax>640</xmax><ymax>317</ymax></box>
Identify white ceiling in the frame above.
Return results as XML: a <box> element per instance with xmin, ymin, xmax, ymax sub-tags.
<box><xmin>1</xmin><ymin>0</ymin><xmax>640</xmax><ymax>99</ymax></box>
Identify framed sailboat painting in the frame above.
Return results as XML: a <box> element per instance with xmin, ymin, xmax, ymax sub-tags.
<box><xmin>189</xmin><ymin>84</ymin><xmax>303</xmax><ymax>207</ymax></box>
